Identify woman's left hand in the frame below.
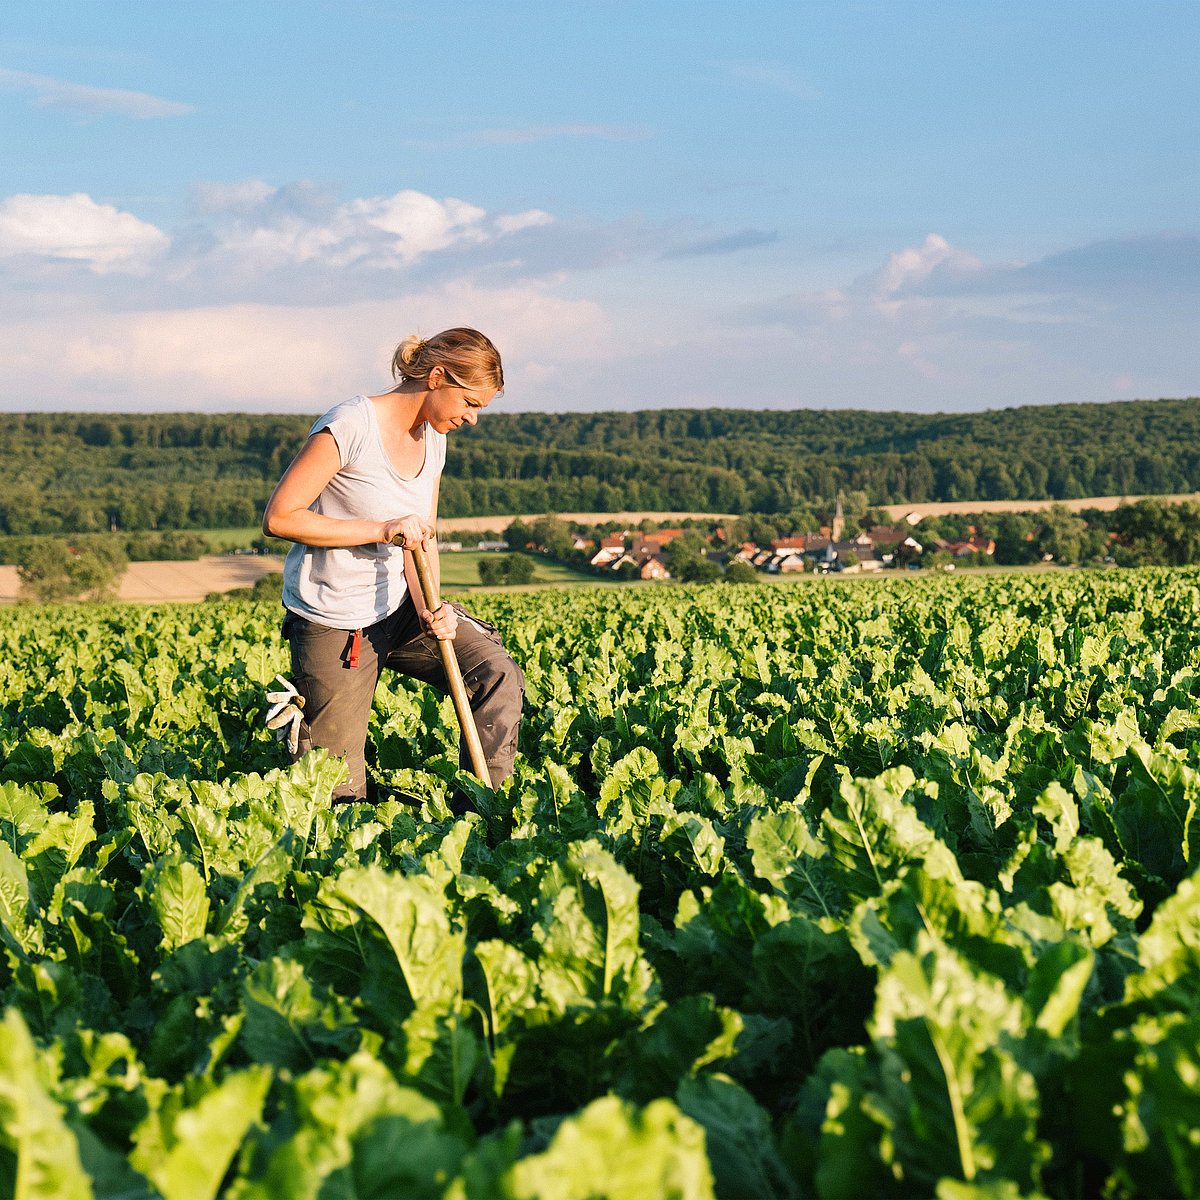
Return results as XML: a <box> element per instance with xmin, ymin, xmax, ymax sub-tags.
<box><xmin>421</xmin><ymin>603</ymin><xmax>458</xmax><ymax>641</ymax></box>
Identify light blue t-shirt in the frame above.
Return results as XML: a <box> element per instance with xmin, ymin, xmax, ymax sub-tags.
<box><xmin>282</xmin><ymin>395</ymin><xmax>447</xmax><ymax>629</ymax></box>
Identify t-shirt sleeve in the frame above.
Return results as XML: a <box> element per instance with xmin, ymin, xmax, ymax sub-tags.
<box><xmin>309</xmin><ymin>396</ymin><xmax>370</xmax><ymax>469</ymax></box>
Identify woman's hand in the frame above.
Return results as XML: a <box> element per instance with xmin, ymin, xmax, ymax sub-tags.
<box><xmin>382</xmin><ymin>514</ymin><xmax>434</xmax><ymax>549</ymax></box>
<box><xmin>421</xmin><ymin>602</ymin><xmax>458</xmax><ymax>641</ymax></box>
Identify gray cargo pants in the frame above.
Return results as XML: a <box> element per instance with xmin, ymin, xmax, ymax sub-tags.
<box><xmin>281</xmin><ymin>598</ymin><xmax>525</xmax><ymax>802</ymax></box>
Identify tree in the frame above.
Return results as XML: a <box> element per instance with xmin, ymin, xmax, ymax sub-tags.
<box><xmin>529</xmin><ymin>515</ymin><xmax>573</xmax><ymax>559</ymax></box>
<box><xmin>1036</xmin><ymin>504</ymin><xmax>1088</xmax><ymax>563</ymax></box>
<box><xmin>17</xmin><ymin>539</ymin><xmax>76</xmax><ymax>603</ymax></box>
<box><xmin>723</xmin><ymin>560</ymin><xmax>758</xmax><ymax>583</ymax></box>
<box><xmin>68</xmin><ymin>536</ymin><xmax>127</xmax><ymax>600</ymax></box>
<box><xmin>680</xmin><ymin>557</ymin><xmax>721</xmax><ymax>583</ymax></box>
<box><xmin>665</xmin><ymin>532</ymin><xmax>708</xmax><ymax>577</ymax></box>
<box><xmin>15</xmin><ymin>536</ymin><xmax>126</xmax><ymax>603</ymax></box>
<box><xmin>503</xmin><ymin>554</ymin><xmax>536</xmax><ymax>585</ymax></box>
<box><xmin>504</xmin><ymin>518</ymin><xmax>531</xmax><ymax>551</ymax></box>
<box><xmin>478</xmin><ymin>557</ymin><xmax>506</xmax><ymax>586</ymax></box>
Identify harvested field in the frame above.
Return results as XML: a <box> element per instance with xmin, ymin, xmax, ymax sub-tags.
<box><xmin>0</xmin><ymin>555</ymin><xmax>284</xmax><ymax>604</ymax></box>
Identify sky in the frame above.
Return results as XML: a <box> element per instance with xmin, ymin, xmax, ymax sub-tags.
<box><xmin>1</xmin><ymin>0</ymin><xmax>1198</xmax><ymax>415</ymax></box>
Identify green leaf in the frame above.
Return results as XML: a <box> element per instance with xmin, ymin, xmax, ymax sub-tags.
<box><xmin>23</xmin><ymin>802</ymin><xmax>96</xmax><ymax>911</ymax></box>
<box><xmin>868</xmin><ymin>932</ymin><xmax>1049</xmax><ymax>1193</ymax></box>
<box><xmin>274</xmin><ymin>752</ymin><xmax>349</xmax><ymax>845</ymax></box>
<box><xmin>241</xmin><ymin>957</ymin><xmax>357</xmax><ymax>1071</ymax></box>
<box><xmin>1119</xmin><ymin>872</ymin><xmax>1200</xmax><ymax>1014</ymax></box>
<box><xmin>331</xmin><ymin>865</ymin><xmax>465</xmax><ymax>1012</ymax></box>
<box><xmin>507</xmin><ymin>1094</ymin><xmax>715</xmax><ymax>1200</ymax></box>
<box><xmin>0</xmin><ymin>840</ymin><xmax>36</xmax><ymax>958</ymax></box>
<box><xmin>1024</xmin><ymin>939</ymin><xmax>1094</xmax><ymax>1040</ymax></box>
<box><xmin>130</xmin><ymin>1065</ymin><xmax>272</xmax><ymax>1200</ymax></box>
<box><xmin>534</xmin><ymin>842</ymin><xmax>653</xmax><ymax>1013</ymax></box>
<box><xmin>616</xmin><ymin>995</ymin><xmax>743</xmax><ymax>1104</ymax></box>
<box><xmin>820</xmin><ymin>767</ymin><xmax>948</xmax><ymax>901</ymax></box>
<box><xmin>0</xmin><ymin>1008</ymin><xmax>93</xmax><ymax>1200</ymax></box>
<box><xmin>747</xmin><ymin>914</ymin><xmax>875</xmax><ymax>1071</ymax></box>
<box><xmin>598</xmin><ymin>747</ymin><xmax>678</xmax><ymax>836</ymax></box>
<box><xmin>745</xmin><ymin>807</ymin><xmax>834</xmax><ymax>920</ymax></box>
<box><xmin>144</xmin><ymin>858</ymin><xmax>210</xmax><ymax>952</ymax></box>
<box><xmin>230</xmin><ymin>1053</ymin><xmax>462</xmax><ymax>1200</ymax></box>
<box><xmin>1113</xmin><ymin>1013</ymin><xmax>1200</xmax><ymax>1198</ymax></box>
<box><xmin>0</xmin><ymin>781</ymin><xmax>49</xmax><ymax>853</ymax></box>
<box><xmin>676</xmin><ymin>1074</ymin><xmax>797</xmax><ymax>1200</ymax></box>
<box><xmin>1032</xmin><ymin>782</ymin><xmax>1078</xmax><ymax>853</ymax></box>
<box><xmin>1110</xmin><ymin>744</ymin><xmax>1200</xmax><ymax>886</ymax></box>
<box><xmin>661</xmin><ymin>813</ymin><xmax>725</xmax><ymax>878</ymax></box>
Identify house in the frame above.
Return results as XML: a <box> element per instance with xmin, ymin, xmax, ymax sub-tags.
<box><xmin>776</xmin><ymin>553</ymin><xmax>807</xmax><ymax>573</ymax></box>
<box><xmin>639</xmin><ymin>556</ymin><xmax>671</xmax><ymax>580</ymax></box>
<box><xmin>864</xmin><ymin>525</ymin><xmax>909</xmax><ymax>548</ymax></box>
<box><xmin>651</xmin><ymin>528</ymin><xmax>686</xmax><ymax>545</ymax></box>
<box><xmin>946</xmin><ymin>537</ymin><xmax>996</xmax><ymax>558</ymax></box>
<box><xmin>731</xmin><ymin>542</ymin><xmax>759</xmax><ymax>563</ymax></box>
<box><xmin>590</xmin><ymin>533</ymin><xmax>628</xmax><ymax>567</ymax></box>
<box><xmin>605</xmin><ymin>551</ymin><xmax>639</xmax><ymax>572</ymax></box>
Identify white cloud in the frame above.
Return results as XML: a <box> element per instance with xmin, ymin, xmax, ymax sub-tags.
<box><xmin>354</xmin><ymin>191</ymin><xmax>488</xmax><ymax>263</ymax></box>
<box><xmin>494</xmin><ymin>210</ymin><xmax>554</xmax><ymax>236</ymax></box>
<box><xmin>0</xmin><ymin>286</ymin><xmax>608</xmax><ymax>411</ymax></box>
<box><xmin>725</xmin><ymin>233</ymin><xmax>1200</xmax><ymax>409</ymax></box>
<box><xmin>0</xmin><ymin>193</ymin><xmax>167</xmax><ymax>271</ymax></box>
<box><xmin>0</xmin><ymin>68</ymin><xmax>193</xmax><ymax>118</ymax></box>
<box><xmin>184</xmin><ymin>183</ymin><xmax>556</xmax><ymax>273</ymax></box>
<box><xmin>872</xmin><ymin>233</ymin><xmax>983</xmax><ymax>298</ymax></box>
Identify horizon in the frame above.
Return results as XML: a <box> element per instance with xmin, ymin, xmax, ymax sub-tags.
<box><xmin>2</xmin><ymin>1</ymin><xmax>1198</xmax><ymax>416</ymax></box>
<box><xmin>4</xmin><ymin>392</ymin><xmax>1200</xmax><ymax>422</ymax></box>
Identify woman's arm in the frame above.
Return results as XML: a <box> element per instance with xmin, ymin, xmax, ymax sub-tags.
<box><xmin>262</xmin><ymin>431</ymin><xmax>432</xmax><ymax>549</ymax></box>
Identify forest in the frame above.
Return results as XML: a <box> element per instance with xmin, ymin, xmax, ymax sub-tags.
<box><xmin>0</xmin><ymin>395</ymin><xmax>1198</xmax><ymax>536</ymax></box>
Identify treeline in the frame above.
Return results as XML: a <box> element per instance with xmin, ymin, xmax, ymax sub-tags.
<box><xmin>915</xmin><ymin>499</ymin><xmax>1200</xmax><ymax>568</ymax></box>
<box><xmin>3</xmin><ymin>397</ymin><xmax>1200</xmax><ymax>534</ymax></box>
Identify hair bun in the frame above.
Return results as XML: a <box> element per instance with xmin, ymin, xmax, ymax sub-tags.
<box><xmin>390</xmin><ymin>327</ymin><xmax>504</xmax><ymax>394</ymax></box>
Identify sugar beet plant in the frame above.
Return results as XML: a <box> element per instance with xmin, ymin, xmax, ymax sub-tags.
<box><xmin>2</xmin><ymin>570</ymin><xmax>1200</xmax><ymax>1198</ymax></box>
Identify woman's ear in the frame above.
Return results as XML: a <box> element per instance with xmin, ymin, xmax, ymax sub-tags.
<box><xmin>427</xmin><ymin>365</ymin><xmax>445</xmax><ymax>388</ymax></box>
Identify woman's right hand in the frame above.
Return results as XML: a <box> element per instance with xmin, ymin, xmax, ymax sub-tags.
<box><xmin>381</xmin><ymin>514</ymin><xmax>434</xmax><ymax>549</ymax></box>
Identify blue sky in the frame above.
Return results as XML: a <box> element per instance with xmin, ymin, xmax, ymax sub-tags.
<box><xmin>1</xmin><ymin>0</ymin><xmax>1197</xmax><ymax>414</ymax></box>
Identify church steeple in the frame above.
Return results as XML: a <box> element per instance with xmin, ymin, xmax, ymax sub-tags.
<box><xmin>832</xmin><ymin>493</ymin><xmax>845</xmax><ymax>543</ymax></box>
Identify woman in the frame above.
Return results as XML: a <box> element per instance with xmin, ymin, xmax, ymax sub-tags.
<box><xmin>262</xmin><ymin>327</ymin><xmax>525</xmax><ymax>805</ymax></box>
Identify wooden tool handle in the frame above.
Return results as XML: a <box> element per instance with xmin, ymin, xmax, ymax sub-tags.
<box><xmin>410</xmin><ymin>543</ymin><xmax>493</xmax><ymax>789</ymax></box>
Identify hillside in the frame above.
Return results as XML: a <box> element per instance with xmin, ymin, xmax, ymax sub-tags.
<box><xmin>2</xmin><ymin>396</ymin><xmax>1198</xmax><ymax>533</ymax></box>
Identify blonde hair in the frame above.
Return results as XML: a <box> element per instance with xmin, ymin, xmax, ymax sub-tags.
<box><xmin>391</xmin><ymin>327</ymin><xmax>504</xmax><ymax>394</ymax></box>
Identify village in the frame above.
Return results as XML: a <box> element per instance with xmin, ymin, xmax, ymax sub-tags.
<box><xmin>433</xmin><ymin>500</ymin><xmax>1001</xmax><ymax>582</ymax></box>
<box><xmin>586</xmin><ymin>531</ymin><xmax>995</xmax><ymax>581</ymax></box>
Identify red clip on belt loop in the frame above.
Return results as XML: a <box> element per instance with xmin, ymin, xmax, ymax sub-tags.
<box><xmin>348</xmin><ymin>628</ymin><xmax>362</xmax><ymax>668</ymax></box>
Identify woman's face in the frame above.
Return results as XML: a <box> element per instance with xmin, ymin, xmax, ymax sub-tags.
<box><xmin>425</xmin><ymin>370</ymin><xmax>496</xmax><ymax>434</ymax></box>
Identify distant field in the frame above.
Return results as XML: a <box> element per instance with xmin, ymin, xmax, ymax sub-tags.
<box><xmin>883</xmin><ymin>491</ymin><xmax>1200</xmax><ymax>520</ymax></box>
<box><xmin>438</xmin><ymin>550</ymin><xmax>619</xmax><ymax>591</ymax></box>
<box><xmin>438</xmin><ymin>510</ymin><xmax>740</xmax><ymax>535</ymax></box>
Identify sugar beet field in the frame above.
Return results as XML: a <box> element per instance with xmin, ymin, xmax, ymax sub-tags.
<box><xmin>3</xmin><ymin>570</ymin><xmax>1200</xmax><ymax>1199</ymax></box>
